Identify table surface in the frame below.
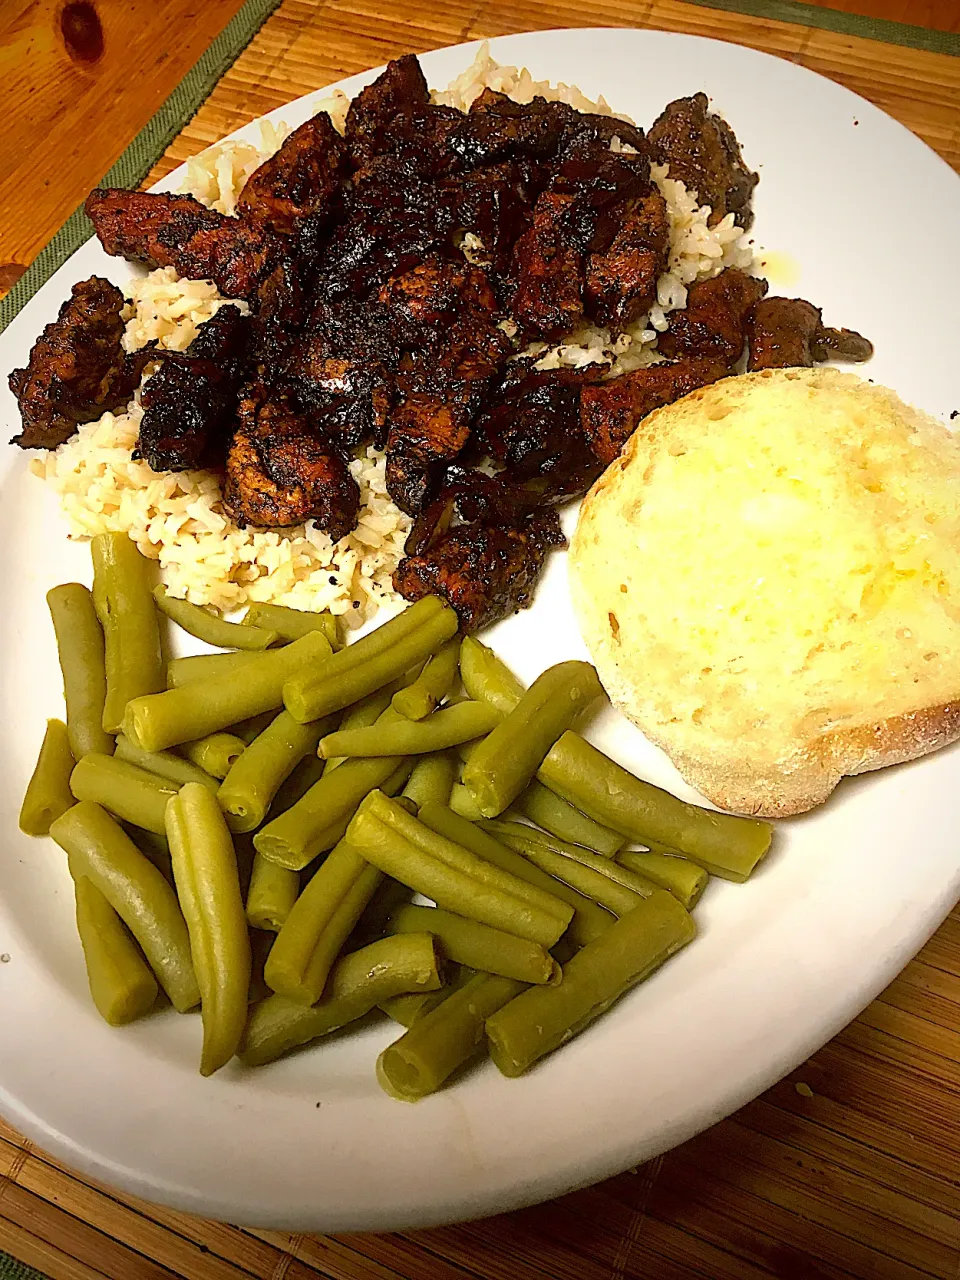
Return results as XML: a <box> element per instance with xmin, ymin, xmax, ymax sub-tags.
<box><xmin>1</xmin><ymin>2</ymin><xmax>959</xmax><ymax>1278</ymax></box>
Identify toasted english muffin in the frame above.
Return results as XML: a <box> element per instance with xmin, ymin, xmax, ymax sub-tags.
<box><xmin>569</xmin><ymin>367</ymin><xmax>960</xmax><ymax>817</ymax></box>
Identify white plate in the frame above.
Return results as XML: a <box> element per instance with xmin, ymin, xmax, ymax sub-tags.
<box><xmin>1</xmin><ymin>27</ymin><xmax>958</xmax><ymax>1233</ymax></box>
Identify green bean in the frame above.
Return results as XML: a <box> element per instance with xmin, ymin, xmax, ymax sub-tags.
<box><xmin>20</xmin><ymin>719</ymin><xmax>76</xmax><ymax>836</ymax></box>
<box><xmin>50</xmin><ymin>800</ymin><xmax>199</xmax><ymax>1012</ymax></box>
<box><xmin>246</xmin><ymin>852</ymin><xmax>300</xmax><ymax>932</ymax></box>
<box><xmin>402</xmin><ymin>752</ymin><xmax>457</xmax><ymax>810</ymax></box>
<box><xmin>378</xmin><ymin>972</ymin><xmax>525</xmax><ymax>1101</ymax></box>
<box><xmin>392</xmin><ymin>638</ymin><xmax>461</xmax><ymax>720</ymax></box>
<box><xmin>322</xmin><ymin>687</ymin><xmax>395</xmax><ymax>774</ymax></box>
<box><xmin>448</xmin><ymin>783</ymin><xmax>484</xmax><ymax>820</ymax></box>
<box><xmin>271</xmin><ymin>752</ymin><xmax>326</xmax><ymax>815</ymax></box>
<box><xmin>283</xmin><ymin>597</ymin><xmax>459</xmax><ymax>723</ymax></box>
<box><xmin>239</xmin><ymin>933</ymin><xmax>442</xmax><ymax>1066</ymax></box>
<box><xmin>346</xmin><ymin>797</ymin><xmax>570</xmax><ymax>947</ymax></box>
<box><xmin>153</xmin><ymin>585</ymin><xmax>278</xmax><ymax>651</ymax></box>
<box><xmin>642</xmin><ymin>839</ymin><xmax>759</xmax><ymax>886</ymax></box>
<box><xmin>617</xmin><ymin>850</ymin><xmax>708</xmax><ymax>910</ymax></box>
<box><xmin>180</xmin><ymin>733</ymin><xmax>247</xmax><ymax>779</ymax></box>
<box><xmin>72</xmin><ymin>872</ymin><xmax>159</xmax><ymax>1026</ymax></box>
<box><xmin>539</xmin><ymin>732</ymin><xmax>772</xmax><ymax>880</ymax></box>
<box><xmin>486</xmin><ymin>891</ymin><xmax>696</xmax><ymax>1076</ymax></box>
<box><xmin>218</xmin><ymin>711</ymin><xmax>331</xmax><ymax>833</ymax></box>
<box><xmin>70</xmin><ymin>752</ymin><xmax>178</xmax><ymax>835</ymax></box>
<box><xmin>124</xmin><ymin>630</ymin><xmax>331</xmax><ymax>753</ymax></box>
<box><xmin>462</xmin><ymin>662</ymin><xmax>604</xmax><ymax>818</ymax></box>
<box><xmin>231</xmin><ymin>711</ymin><xmax>280</xmax><ymax>745</ymax></box>
<box><xmin>388</xmin><ymin>904</ymin><xmax>557</xmax><ymax>985</ymax></box>
<box><xmin>516</xmin><ymin>779</ymin><xmax>623</xmax><ymax>857</ymax></box>
<box><xmin>244</xmin><ymin>602</ymin><xmax>340</xmax><ymax>649</ymax></box>
<box><xmin>485</xmin><ymin>821</ymin><xmax>648</xmax><ymax>917</ymax></box>
<box><xmin>114</xmin><ymin>734</ymin><xmax>218</xmax><ymax>794</ymax></box>
<box><xmin>318</xmin><ymin>701</ymin><xmax>499</xmax><ymax>761</ymax></box>
<box><xmin>166</xmin><ymin>783</ymin><xmax>251</xmax><ymax>1075</ymax></box>
<box><xmin>459</xmin><ymin>636</ymin><xmax>525</xmax><ymax>715</ymax></box>
<box><xmin>91</xmin><ymin>533</ymin><xmax>164</xmax><ymax>733</ymax></box>
<box><xmin>46</xmin><ymin>584</ymin><xmax>114</xmax><ymax>758</ymax></box>
<box><xmin>124</xmin><ymin>824</ymin><xmax>173</xmax><ymax>879</ymax></box>
<box><xmin>378</xmin><ymin>965</ymin><xmax>470</xmax><ymax>1028</ymax></box>
<box><xmin>417</xmin><ymin>802</ymin><xmax>614</xmax><ymax>948</ymax></box>
<box><xmin>167</xmin><ymin>651</ymin><xmax>264</xmax><ymax>689</ymax></box>
<box><xmin>248</xmin><ymin>927</ymin><xmax>274</xmax><ymax>1005</ymax></box>
<box><xmin>264</xmin><ymin>839</ymin><xmax>382</xmax><ymax>1004</ymax></box>
<box><xmin>487</xmin><ymin>821</ymin><xmax>657</xmax><ymax>898</ymax></box>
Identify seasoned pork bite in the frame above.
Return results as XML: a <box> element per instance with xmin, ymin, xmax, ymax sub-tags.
<box><xmin>585</xmin><ymin>187</ymin><xmax>669</xmax><ymax>328</ymax></box>
<box><xmin>136</xmin><ymin>305</ymin><xmax>249</xmax><ymax>472</ymax></box>
<box><xmin>656</xmin><ymin>267</ymin><xmax>767</xmax><ymax>363</ymax></box>
<box><xmin>224</xmin><ymin>387</ymin><xmax>359</xmax><ymax>535</ymax></box>
<box><xmin>237</xmin><ymin>111</ymin><xmax>350</xmax><ymax>237</ymax></box>
<box><xmin>442</xmin><ymin>161</ymin><xmax>545</xmax><ymax>277</ymax></box>
<box><xmin>9</xmin><ymin>276</ymin><xmax>150</xmax><ymax>450</ymax></box>
<box><xmin>511</xmin><ymin>192</ymin><xmax>585</xmax><ymax>340</ymax></box>
<box><xmin>550</xmin><ymin>145</ymin><xmax>648</xmax><ymax>254</ymax></box>
<box><xmin>580</xmin><ymin>357</ymin><xmax>729</xmax><ymax>465</ymax></box>
<box><xmin>745</xmin><ymin>297</ymin><xmax>874</xmax><ymax>372</ymax></box>
<box><xmin>648</xmin><ymin>92</ymin><xmax>758</xmax><ymax>228</ymax></box>
<box><xmin>85</xmin><ymin>189</ymin><xmax>283</xmax><ymax>302</ymax></box>
<box><xmin>345</xmin><ymin>55</ymin><xmax>430</xmax><ymax>163</ymax></box>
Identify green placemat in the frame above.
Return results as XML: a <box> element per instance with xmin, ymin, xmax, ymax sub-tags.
<box><xmin>0</xmin><ymin>1254</ymin><xmax>46</xmax><ymax>1280</ymax></box>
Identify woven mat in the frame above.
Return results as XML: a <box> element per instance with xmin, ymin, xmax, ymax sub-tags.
<box><xmin>2</xmin><ymin>1</ymin><xmax>960</xmax><ymax>1277</ymax></box>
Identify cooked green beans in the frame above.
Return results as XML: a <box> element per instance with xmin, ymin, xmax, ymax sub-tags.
<box><xmin>617</xmin><ymin>850</ymin><xmax>708</xmax><ymax>910</ymax></box>
<box><xmin>70</xmin><ymin>752</ymin><xmax>178</xmax><ymax>835</ymax></box>
<box><xmin>417</xmin><ymin>802</ymin><xmax>613</xmax><ymax>948</ymax></box>
<box><xmin>271</xmin><ymin>752</ymin><xmax>326</xmax><ymax>813</ymax></box>
<box><xmin>218</xmin><ymin>711</ymin><xmax>330</xmax><ymax>833</ymax></box>
<box><xmin>488</xmin><ymin>821</ymin><xmax>656</xmax><ymax>897</ymax></box>
<box><xmin>166</xmin><ymin>783</ymin><xmax>251</xmax><ymax>1075</ymax></box>
<box><xmin>487</xmin><ymin>821</ymin><xmax>649</xmax><ymax>917</ymax></box>
<box><xmin>346</xmin><ymin>793</ymin><xmax>571</xmax><ymax>947</ymax></box>
<box><xmin>72</xmin><ymin>872</ymin><xmax>159</xmax><ymax>1026</ymax></box>
<box><xmin>448</xmin><ymin>783</ymin><xmax>483</xmax><ymax>820</ymax></box>
<box><xmin>124</xmin><ymin>630</ymin><xmax>331</xmax><ymax>752</ymax></box>
<box><xmin>516</xmin><ymin>779</ymin><xmax>623</xmax><ymax>857</ymax></box>
<box><xmin>462</xmin><ymin>662</ymin><xmax>604</xmax><ymax>818</ymax></box>
<box><xmin>539</xmin><ymin>732</ymin><xmax>773</xmax><ymax>880</ymax></box>
<box><xmin>402</xmin><ymin>752</ymin><xmax>457</xmax><ymax>810</ymax></box>
<box><xmin>91</xmin><ymin>533</ymin><xmax>164</xmax><ymax>734</ymax></box>
<box><xmin>642</xmin><ymin>838</ymin><xmax>762</xmax><ymax>885</ymax></box>
<box><xmin>233</xmin><ymin>711</ymin><xmax>284</xmax><ymax>744</ymax></box>
<box><xmin>243</xmin><ymin>602</ymin><xmax>339</xmax><ymax>649</ymax></box>
<box><xmin>264</xmin><ymin>839</ymin><xmax>382</xmax><ymax>1004</ymax></box>
<box><xmin>322</xmin><ymin>687</ymin><xmax>395</xmax><ymax>774</ymax></box>
<box><xmin>180</xmin><ymin>733</ymin><xmax>247</xmax><ymax>779</ymax></box>
<box><xmin>392</xmin><ymin>638</ymin><xmax>461</xmax><ymax>720</ymax></box>
<box><xmin>245</xmin><ymin>852</ymin><xmax>300</xmax><ymax>932</ymax></box>
<box><xmin>20</xmin><ymin>719</ymin><xmax>75</xmax><ymax>836</ymax></box>
<box><xmin>388</xmin><ymin>904</ymin><xmax>557</xmax><ymax>985</ymax></box>
<box><xmin>378</xmin><ymin>972</ymin><xmax>525</xmax><ymax>1102</ymax></box>
<box><xmin>318</xmin><ymin>701</ymin><xmax>500</xmax><ymax>760</ymax></box>
<box><xmin>114</xmin><ymin>734</ymin><xmax>218</xmax><ymax>794</ymax></box>
<box><xmin>459</xmin><ymin>636</ymin><xmax>525</xmax><ymax>715</ymax></box>
<box><xmin>240</xmin><ymin>933</ymin><xmax>442</xmax><ymax>1066</ymax></box>
<box><xmin>283</xmin><ymin>596</ymin><xmax>459</xmax><ymax>723</ymax></box>
<box><xmin>47</xmin><ymin>584</ymin><xmax>114</xmax><ymax>758</ymax></box>
<box><xmin>153</xmin><ymin>585</ymin><xmax>278</xmax><ymax>651</ymax></box>
<box><xmin>378</xmin><ymin>965</ymin><xmax>470</xmax><ymax>1029</ymax></box>
<box><xmin>167</xmin><ymin>651</ymin><xmax>264</xmax><ymax>689</ymax></box>
<box><xmin>49</xmin><ymin>801</ymin><xmax>199</xmax><ymax>1012</ymax></box>
<box><xmin>486</xmin><ymin>891</ymin><xmax>697</xmax><ymax>1076</ymax></box>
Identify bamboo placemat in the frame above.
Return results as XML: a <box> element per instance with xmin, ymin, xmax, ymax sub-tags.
<box><xmin>2</xmin><ymin>1</ymin><xmax>960</xmax><ymax>1277</ymax></box>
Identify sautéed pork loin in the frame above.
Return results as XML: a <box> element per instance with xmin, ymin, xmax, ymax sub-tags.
<box><xmin>9</xmin><ymin>54</ymin><xmax>872</xmax><ymax>630</ymax></box>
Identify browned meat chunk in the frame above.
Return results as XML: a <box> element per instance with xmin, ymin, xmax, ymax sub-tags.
<box><xmin>550</xmin><ymin>146</ymin><xmax>648</xmax><ymax>253</ymax></box>
<box><xmin>511</xmin><ymin>192</ymin><xmax>584</xmax><ymax>339</ymax></box>
<box><xmin>237</xmin><ymin>112</ymin><xmax>350</xmax><ymax>236</ymax></box>
<box><xmin>9</xmin><ymin>276</ymin><xmax>149</xmax><ymax>449</ymax></box>
<box><xmin>657</xmin><ymin>267</ymin><xmax>767</xmax><ymax>363</ymax></box>
<box><xmin>586</xmin><ymin>188</ymin><xmax>669</xmax><ymax>328</ymax></box>
<box><xmin>746</xmin><ymin>297</ymin><xmax>874</xmax><ymax>371</ymax></box>
<box><xmin>345</xmin><ymin>55</ymin><xmax>430</xmax><ymax>162</ymax></box>
<box><xmin>580</xmin><ymin>357</ymin><xmax>729</xmax><ymax>464</ymax></box>
<box><xmin>442</xmin><ymin>161</ymin><xmax>545</xmax><ymax>277</ymax></box>
<box><xmin>469</xmin><ymin>90</ymin><xmax>648</xmax><ymax>159</ymax></box>
<box><xmin>648</xmin><ymin>93</ymin><xmax>758</xmax><ymax>228</ymax></box>
<box><xmin>85</xmin><ymin>189</ymin><xmax>283</xmax><ymax>301</ymax></box>
<box><xmin>136</xmin><ymin>305</ymin><xmax>249</xmax><ymax>472</ymax></box>
<box><xmin>224</xmin><ymin>389</ymin><xmax>359</xmax><ymax>535</ymax></box>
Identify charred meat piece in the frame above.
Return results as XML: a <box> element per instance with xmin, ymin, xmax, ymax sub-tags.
<box><xmin>385</xmin><ymin>375</ymin><xmax>491</xmax><ymax>515</ymax></box>
<box><xmin>580</xmin><ymin>357</ymin><xmax>729</xmax><ymax>465</ymax></box>
<box><xmin>345</xmin><ymin>55</ymin><xmax>430</xmax><ymax>163</ymax></box>
<box><xmin>511</xmin><ymin>193</ymin><xmax>584</xmax><ymax>340</ymax></box>
<box><xmin>10</xmin><ymin>276</ymin><xmax>149</xmax><ymax>450</ymax></box>
<box><xmin>745</xmin><ymin>297</ymin><xmax>874</xmax><ymax>371</ymax></box>
<box><xmin>372</xmin><ymin>104</ymin><xmax>467</xmax><ymax>180</ymax></box>
<box><xmin>550</xmin><ymin>145</ymin><xmax>648</xmax><ymax>254</ymax></box>
<box><xmin>237</xmin><ymin>112</ymin><xmax>350</xmax><ymax>237</ymax></box>
<box><xmin>250</xmin><ymin>255</ymin><xmax>310</xmax><ymax>366</ymax></box>
<box><xmin>224</xmin><ymin>389</ymin><xmax>360</xmax><ymax>535</ymax></box>
<box><xmin>468</xmin><ymin>90</ymin><xmax>648</xmax><ymax>160</ymax></box>
<box><xmin>476</xmin><ymin>362</ymin><xmax>606</xmax><ymax>498</ymax></box>
<box><xmin>443</xmin><ymin>161</ymin><xmax>545</xmax><ymax>277</ymax></box>
<box><xmin>135</xmin><ymin>305</ymin><xmax>249</xmax><ymax>472</ymax></box>
<box><xmin>657</xmin><ymin>267</ymin><xmax>767</xmax><ymax>363</ymax></box>
<box><xmin>812</xmin><ymin>325</ymin><xmax>873</xmax><ymax>363</ymax></box>
<box><xmin>648</xmin><ymin>93</ymin><xmax>758</xmax><ymax>228</ymax></box>
<box><xmin>85</xmin><ymin>190</ymin><xmax>283</xmax><ymax>302</ymax></box>
<box><xmin>586</xmin><ymin>187</ymin><xmax>669</xmax><ymax>328</ymax></box>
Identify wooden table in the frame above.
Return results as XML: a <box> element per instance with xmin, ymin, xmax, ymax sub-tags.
<box><xmin>1</xmin><ymin>2</ymin><xmax>959</xmax><ymax>1277</ymax></box>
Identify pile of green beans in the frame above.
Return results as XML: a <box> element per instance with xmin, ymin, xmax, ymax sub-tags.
<box><xmin>24</xmin><ymin>539</ymin><xmax>776</xmax><ymax>1088</ymax></box>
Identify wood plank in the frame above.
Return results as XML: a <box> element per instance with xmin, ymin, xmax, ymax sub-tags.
<box><xmin>0</xmin><ymin>1216</ymin><xmax>107</xmax><ymax>1280</ymax></box>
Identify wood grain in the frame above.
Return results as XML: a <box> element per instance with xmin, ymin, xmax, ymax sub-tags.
<box><xmin>2</xmin><ymin>1</ymin><xmax>960</xmax><ymax>1278</ymax></box>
